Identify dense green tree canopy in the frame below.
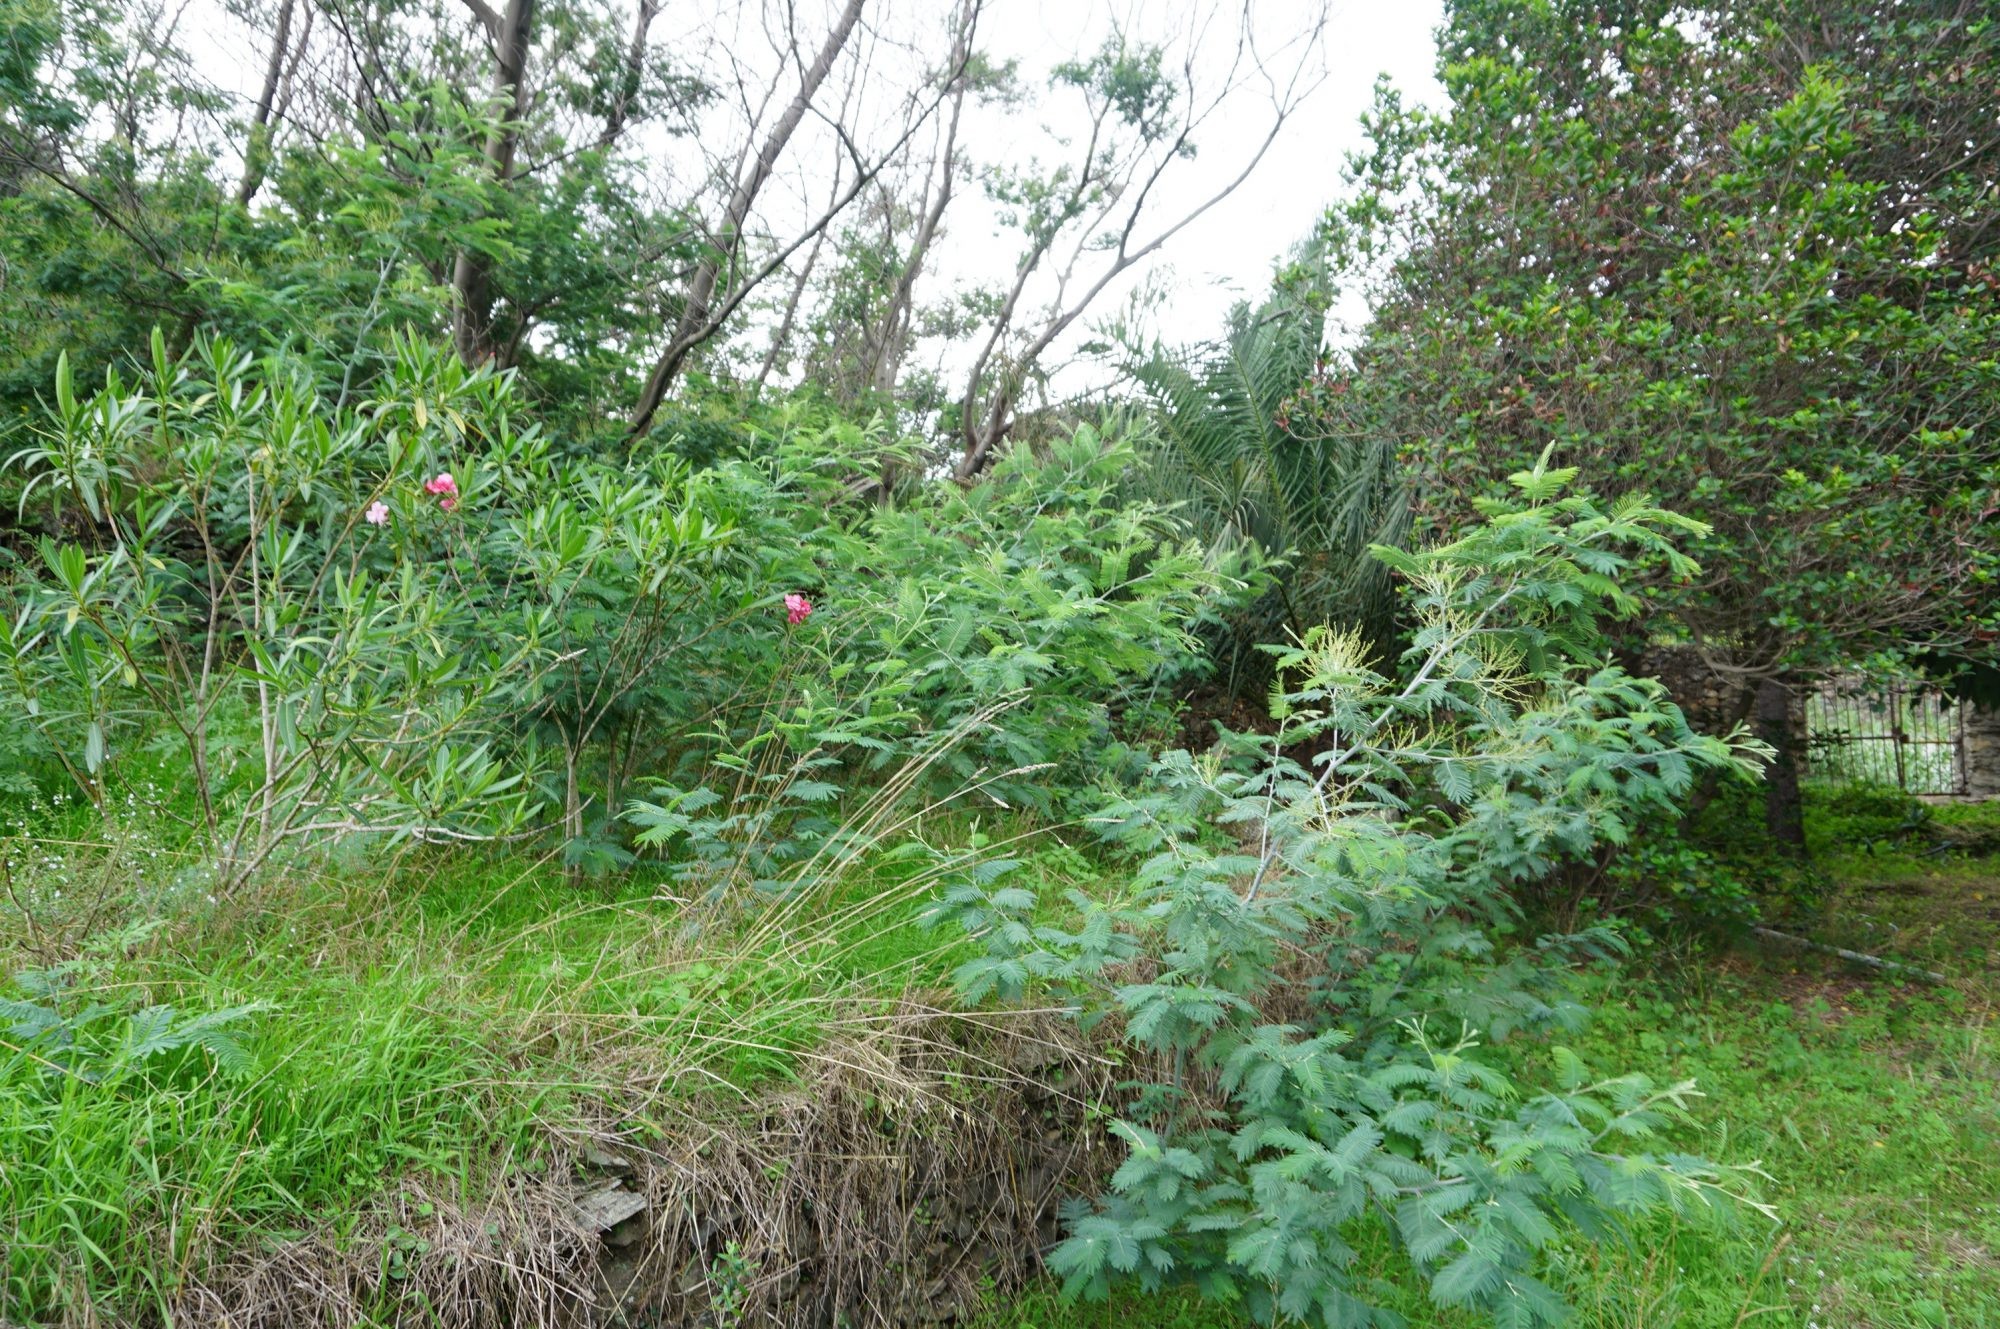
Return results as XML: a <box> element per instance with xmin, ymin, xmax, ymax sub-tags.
<box><xmin>1326</xmin><ymin>0</ymin><xmax>2000</xmax><ymax>693</ymax></box>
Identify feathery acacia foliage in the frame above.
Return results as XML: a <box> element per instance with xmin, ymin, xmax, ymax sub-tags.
<box><xmin>934</xmin><ymin>454</ymin><xmax>1773</xmax><ymax>1326</ymax></box>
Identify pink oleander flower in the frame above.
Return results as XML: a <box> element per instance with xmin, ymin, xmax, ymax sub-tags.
<box><xmin>424</xmin><ymin>472</ymin><xmax>458</xmax><ymax>497</ymax></box>
<box><xmin>784</xmin><ymin>593</ymin><xmax>813</xmax><ymax>626</ymax></box>
<box><xmin>439</xmin><ymin>495</ymin><xmax>458</xmax><ymax>513</ymax></box>
<box><xmin>364</xmin><ymin>500</ymin><xmax>390</xmax><ymax>526</ymax></box>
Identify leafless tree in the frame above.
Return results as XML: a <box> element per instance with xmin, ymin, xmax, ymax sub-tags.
<box><xmin>952</xmin><ymin>4</ymin><xmax>1329</xmax><ymax>480</ymax></box>
<box><xmin>627</xmin><ymin>0</ymin><xmax>985</xmax><ymax>437</ymax></box>
<box><xmin>860</xmin><ymin>0</ymin><xmax>979</xmax><ymax>398</ymax></box>
<box><xmin>770</xmin><ymin>0</ymin><xmax>987</xmax><ymax>403</ymax></box>
<box><xmin>629</xmin><ymin>0</ymin><xmax>867</xmax><ymax>430</ymax></box>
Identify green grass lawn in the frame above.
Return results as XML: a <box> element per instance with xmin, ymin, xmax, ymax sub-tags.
<box><xmin>978</xmin><ymin>833</ymin><xmax>2000</xmax><ymax>1329</ymax></box>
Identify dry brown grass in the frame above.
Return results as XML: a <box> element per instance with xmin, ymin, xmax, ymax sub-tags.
<box><xmin>156</xmin><ymin>1002</ymin><xmax>1114</xmax><ymax>1329</ymax></box>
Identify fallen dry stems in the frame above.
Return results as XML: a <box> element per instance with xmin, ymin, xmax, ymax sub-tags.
<box><xmin>165</xmin><ymin>1001</ymin><xmax>1114</xmax><ymax>1329</ymax></box>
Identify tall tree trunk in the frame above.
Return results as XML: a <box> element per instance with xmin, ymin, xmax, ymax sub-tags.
<box><xmin>268</xmin><ymin>6</ymin><xmax>314</xmax><ymax>150</ymax></box>
<box><xmin>451</xmin><ymin>0</ymin><xmax>536</xmax><ymax>364</ymax></box>
<box><xmin>629</xmin><ymin>0</ymin><xmax>866</xmax><ymax>436</ymax></box>
<box><xmin>1680</xmin><ymin>673</ymin><xmax>1759</xmax><ymax>821</ymax></box>
<box><xmin>235</xmin><ymin>0</ymin><xmax>296</xmax><ymax>208</ymax></box>
<box><xmin>600</xmin><ymin>0</ymin><xmax>659</xmax><ymax>145</ymax></box>
<box><xmin>1755</xmin><ymin>674</ymin><xmax>1807</xmax><ymax>855</ymax></box>
<box><xmin>866</xmin><ymin>0</ymin><xmax>973</xmax><ymax>398</ymax></box>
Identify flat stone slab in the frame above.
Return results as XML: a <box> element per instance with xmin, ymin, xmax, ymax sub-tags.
<box><xmin>575</xmin><ymin>1182</ymin><xmax>648</xmax><ymax>1235</ymax></box>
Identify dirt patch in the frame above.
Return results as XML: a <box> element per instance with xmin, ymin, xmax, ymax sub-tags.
<box><xmin>1766</xmin><ymin>964</ymin><xmax>1876</xmax><ymax>1023</ymax></box>
<box><xmin>1171</xmin><ymin>680</ymin><xmax>1277</xmax><ymax>753</ymax></box>
<box><xmin>1942</xmin><ymin>1234</ymin><xmax>1999</xmax><ymax>1271</ymax></box>
<box><xmin>163</xmin><ymin>1003</ymin><xmax>1113</xmax><ymax>1329</ymax></box>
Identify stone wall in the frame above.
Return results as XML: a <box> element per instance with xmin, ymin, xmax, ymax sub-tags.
<box><xmin>1966</xmin><ymin>703</ymin><xmax>2000</xmax><ymax>798</ymax></box>
<box><xmin>1627</xmin><ymin>645</ymin><xmax>1756</xmax><ymax>736</ymax></box>
<box><xmin>169</xmin><ymin>1004</ymin><xmax>1116</xmax><ymax>1329</ymax></box>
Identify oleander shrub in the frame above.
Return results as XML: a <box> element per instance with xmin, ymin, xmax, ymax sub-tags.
<box><xmin>1</xmin><ymin>335</ymin><xmax>1228</xmax><ymax>883</ymax></box>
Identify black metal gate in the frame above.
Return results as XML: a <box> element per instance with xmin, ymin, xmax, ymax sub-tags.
<box><xmin>1804</xmin><ymin>676</ymin><xmax>1967</xmax><ymax>795</ymax></box>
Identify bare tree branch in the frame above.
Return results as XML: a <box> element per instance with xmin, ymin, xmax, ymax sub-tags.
<box><xmin>866</xmin><ymin>0</ymin><xmax>977</xmax><ymax>398</ymax></box>
<box><xmin>628</xmin><ymin>0</ymin><xmax>869</xmax><ymax>435</ymax></box>
<box><xmin>954</xmin><ymin>6</ymin><xmax>1329</xmax><ymax>481</ymax></box>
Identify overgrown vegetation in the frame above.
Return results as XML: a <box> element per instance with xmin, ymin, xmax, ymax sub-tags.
<box><xmin>979</xmin><ymin>794</ymin><xmax>2000</xmax><ymax>1327</ymax></box>
<box><xmin>933</xmin><ymin>457</ymin><xmax>1774</xmax><ymax>1325</ymax></box>
<box><xmin>2</xmin><ymin>0</ymin><xmax>1996</xmax><ymax>1326</ymax></box>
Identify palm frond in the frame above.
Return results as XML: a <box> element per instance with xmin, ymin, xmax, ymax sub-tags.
<box><xmin>1129</xmin><ymin>275</ymin><xmax>1410</xmax><ymax>694</ymax></box>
